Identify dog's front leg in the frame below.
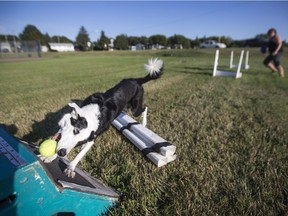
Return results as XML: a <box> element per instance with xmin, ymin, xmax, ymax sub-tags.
<box><xmin>64</xmin><ymin>141</ymin><xmax>94</xmax><ymax>178</ymax></box>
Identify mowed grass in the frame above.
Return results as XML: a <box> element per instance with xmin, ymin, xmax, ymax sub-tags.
<box><xmin>1</xmin><ymin>49</ymin><xmax>288</xmax><ymax>215</ymax></box>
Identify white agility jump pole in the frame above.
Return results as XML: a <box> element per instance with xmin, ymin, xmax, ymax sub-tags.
<box><xmin>112</xmin><ymin>119</ymin><xmax>168</xmax><ymax>167</ymax></box>
<box><xmin>244</xmin><ymin>51</ymin><xmax>250</xmax><ymax>69</ymax></box>
<box><xmin>213</xmin><ymin>49</ymin><xmax>244</xmax><ymax>79</ymax></box>
<box><xmin>229</xmin><ymin>50</ymin><xmax>250</xmax><ymax>70</ymax></box>
<box><xmin>112</xmin><ymin>112</ymin><xmax>177</xmax><ymax>167</ymax></box>
<box><xmin>229</xmin><ymin>51</ymin><xmax>235</xmax><ymax>69</ymax></box>
<box><xmin>117</xmin><ymin>113</ymin><xmax>176</xmax><ymax>157</ymax></box>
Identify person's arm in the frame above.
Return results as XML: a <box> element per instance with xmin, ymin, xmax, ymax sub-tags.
<box><xmin>273</xmin><ymin>35</ymin><xmax>282</xmax><ymax>55</ymax></box>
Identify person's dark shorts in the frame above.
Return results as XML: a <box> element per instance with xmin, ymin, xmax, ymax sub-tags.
<box><xmin>263</xmin><ymin>51</ymin><xmax>284</xmax><ymax>67</ymax></box>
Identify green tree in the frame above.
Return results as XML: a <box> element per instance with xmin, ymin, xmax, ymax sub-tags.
<box><xmin>168</xmin><ymin>34</ymin><xmax>191</xmax><ymax>49</ymax></box>
<box><xmin>191</xmin><ymin>36</ymin><xmax>201</xmax><ymax>48</ymax></box>
<box><xmin>255</xmin><ymin>33</ymin><xmax>269</xmax><ymax>40</ymax></box>
<box><xmin>128</xmin><ymin>36</ymin><xmax>148</xmax><ymax>47</ymax></box>
<box><xmin>0</xmin><ymin>34</ymin><xmax>19</xmax><ymax>41</ymax></box>
<box><xmin>95</xmin><ymin>31</ymin><xmax>110</xmax><ymax>50</ymax></box>
<box><xmin>114</xmin><ymin>34</ymin><xmax>129</xmax><ymax>50</ymax></box>
<box><xmin>43</xmin><ymin>33</ymin><xmax>50</xmax><ymax>44</ymax></box>
<box><xmin>19</xmin><ymin>25</ymin><xmax>45</xmax><ymax>45</ymax></box>
<box><xmin>128</xmin><ymin>36</ymin><xmax>139</xmax><ymax>46</ymax></box>
<box><xmin>138</xmin><ymin>36</ymin><xmax>149</xmax><ymax>45</ymax></box>
<box><xmin>76</xmin><ymin>26</ymin><xmax>90</xmax><ymax>51</ymax></box>
<box><xmin>51</xmin><ymin>35</ymin><xmax>73</xmax><ymax>43</ymax></box>
<box><xmin>220</xmin><ymin>36</ymin><xmax>233</xmax><ymax>47</ymax></box>
<box><xmin>149</xmin><ymin>34</ymin><xmax>167</xmax><ymax>47</ymax></box>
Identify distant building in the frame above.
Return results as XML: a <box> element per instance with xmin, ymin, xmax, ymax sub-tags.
<box><xmin>41</xmin><ymin>46</ymin><xmax>49</xmax><ymax>52</ymax></box>
<box><xmin>0</xmin><ymin>42</ymin><xmax>12</xmax><ymax>53</ymax></box>
<box><xmin>130</xmin><ymin>43</ymin><xmax>145</xmax><ymax>51</ymax></box>
<box><xmin>172</xmin><ymin>44</ymin><xmax>183</xmax><ymax>49</ymax></box>
<box><xmin>150</xmin><ymin>44</ymin><xmax>165</xmax><ymax>50</ymax></box>
<box><xmin>108</xmin><ymin>38</ymin><xmax>114</xmax><ymax>51</ymax></box>
<box><xmin>48</xmin><ymin>43</ymin><xmax>75</xmax><ymax>52</ymax></box>
<box><xmin>135</xmin><ymin>43</ymin><xmax>145</xmax><ymax>50</ymax></box>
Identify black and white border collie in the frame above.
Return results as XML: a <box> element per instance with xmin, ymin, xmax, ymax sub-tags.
<box><xmin>42</xmin><ymin>58</ymin><xmax>164</xmax><ymax>177</ymax></box>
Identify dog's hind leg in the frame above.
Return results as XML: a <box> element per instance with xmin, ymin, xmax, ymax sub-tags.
<box><xmin>141</xmin><ymin>107</ymin><xmax>148</xmax><ymax>127</ymax></box>
<box><xmin>130</xmin><ymin>86</ymin><xmax>145</xmax><ymax>117</ymax></box>
<box><xmin>64</xmin><ymin>140</ymin><xmax>94</xmax><ymax>178</ymax></box>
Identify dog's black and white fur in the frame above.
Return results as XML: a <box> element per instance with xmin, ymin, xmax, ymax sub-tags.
<box><xmin>42</xmin><ymin>58</ymin><xmax>164</xmax><ymax>177</ymax></box>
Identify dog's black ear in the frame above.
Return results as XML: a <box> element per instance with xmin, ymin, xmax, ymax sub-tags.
<box><xmin>69</xmin><ymin>103</ymin><xmax>83</xmax><ymax>117</ymax></box>
<box><xmin>70</xmin><ymin>116</ymin><xmax>88</xmax><ymax>130</ymax></box>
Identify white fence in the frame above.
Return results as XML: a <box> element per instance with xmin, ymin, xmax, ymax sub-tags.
<box><xmin>0</xmin><ymin>40</ymin><xmax>42</xmax><ymax>58</ymax></box>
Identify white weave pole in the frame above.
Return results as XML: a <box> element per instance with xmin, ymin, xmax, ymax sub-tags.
<box><xmin>235</xmin><ymin>50</ymin><xmax>244</xmax><ymax>78</ymax></box>
<box><xmin>213</xmin><ymin>49</ymin><xmax>219</xmax><ymax>77</ymax></box>
<box><xmin>116</xmin><ymin>113</ymin><xmax>176</xmax><ymax>157</ymax></box>
<box><xmin>229</xmin><ymin>50</ymin><xmax>250</xmax><ymax>70</ymax></box>
<box><xmin>229</xmin><ymin>51</ymin><xmax>234</xmax><ymax>69</ymax></box>
<box><xmin>244</xmin><ymin>51</ymin><xmax>250</xmax><ymax>69</ymax></box>
<box><xmin>112</xmin><ymin>119</ymin><xmax>168</xmax><ymax>167</ymax></box>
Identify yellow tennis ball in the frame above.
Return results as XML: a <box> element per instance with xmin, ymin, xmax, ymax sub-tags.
<box><xmin>39</xmin><ymin>139</ymin><xmax>57</xmax><ymax>157</ymax></box>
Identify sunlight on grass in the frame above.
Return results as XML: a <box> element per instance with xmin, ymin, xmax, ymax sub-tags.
<box><xmin>0</xmin><ymin>49</ymin><xmax>287</xmax><ymax>215</ymax></box>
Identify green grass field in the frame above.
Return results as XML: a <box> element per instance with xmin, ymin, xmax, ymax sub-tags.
<box><xmin>1</xmin><ymin>49</ymin><xmax>288</xmax><ymax>215</ymax></box>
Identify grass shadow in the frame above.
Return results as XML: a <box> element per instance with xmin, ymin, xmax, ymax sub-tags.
<box><xmin>0</xmin><ymin>123</ymin><xmax>18</xmax><ymax>135</ymax></box>
<box><xmin>22</xmin><ymin>99</ymin><xmax>82</xmax><ymax>143</ymax></box>
<box><xmin>176</xmin><ymin>66</ymin><xmax>213</xmax><ymax>76</ymax></box>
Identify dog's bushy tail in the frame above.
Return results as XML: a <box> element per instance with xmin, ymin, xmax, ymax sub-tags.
<box><xmin>137</xmin><ymin>58</ymin><xmax>164</xmax><ymax>85</ymax></box>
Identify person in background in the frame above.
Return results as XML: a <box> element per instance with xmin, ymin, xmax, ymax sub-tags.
<box><xmin>263</xmin><ymin>28</ymin><xmax>285</xmax><ymax>78</ymax></box>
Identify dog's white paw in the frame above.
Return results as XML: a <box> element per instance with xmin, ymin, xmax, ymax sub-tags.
<box><xmin>64</xmin><ymin>165</ymin><xmax>76</xmax><ymax>178</ymax></box>
<box><xmin>40</xmin><ymin>154</ymin><xmax>57</xmax><ymax>163</ymax></box>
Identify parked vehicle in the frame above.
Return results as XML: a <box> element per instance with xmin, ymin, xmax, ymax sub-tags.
<box><xmin>200</xmin><ymin>40</ymin><xmax>226</xmax><ymax>48</ymax></box>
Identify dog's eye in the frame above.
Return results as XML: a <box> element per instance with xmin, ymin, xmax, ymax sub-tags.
<box><xmin>73</xmin><ymin>128</ymin><xmax>80</xmax><ymax>135</ymax></box>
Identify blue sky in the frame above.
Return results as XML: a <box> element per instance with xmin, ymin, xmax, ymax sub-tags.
<box><xmin>0</xmin><ymin>1</ymin><xmax>287</xmax><ymax>41</ymax></box>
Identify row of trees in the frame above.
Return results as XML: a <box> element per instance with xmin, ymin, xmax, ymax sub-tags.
<box><xmin>18</xmin><ymin>24</ymin><xmax>196</xmax><ymax>51</ymax></box>
<box><xmin>0</xmin><ymin>25</ymin><xmax>73</xmax><ymax>45</ymax></box>
<box><xmin>1</xmin><ymin>24</ymin><xmax>275</xmax><ymax>51</ymax></box>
